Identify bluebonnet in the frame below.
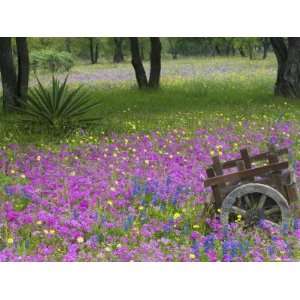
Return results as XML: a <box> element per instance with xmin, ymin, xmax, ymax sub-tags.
<box><xmin>165</xmin><ymin>176</ymin><xmax>172</xmax><ymax>194</ymax></box>
<box><xmin>163</xmin><ymin>219</ymin><xmax>173</xmax><ymax>233</ymax></box>
<box><xmin>267</xmin><ymin>245</ymin><xmax>275</xmax><ymax>257</ymax></box>
<box><xmin>293</xmin><ymin>219</ymin><xmax>300</xmax><ymax>231</ymax></box>
<box><xmin>204</xmin><ymin>234</ymin><xmax>215</xmax><ymax>253</ymax></box>
<box><xmin>171</xmin><ymin>187</ymin><xmax>182</xmax><ymax>206</ymax></box>
<box><xmin>151</xmin><ymin>194</ymin><xmax>159</xmax><ymax>206</ymax></box>
<box><xmin>163</xmin><ymin>223</ymin><xmax>171</xmax><ymax>233</ymax></box>
<box><xmin>132</xmin><ymin>178</ymin><xmax>145</xmax><ymax>197</ymax></box>
<box><xmin>231</xmin><ymin>240</ymin><xmax>240</xmax><ymax>257</ymax></box>
<box><xmin>144</xmin><ymin>181</ymin><xmax>151</xmax><ymax>194</ymax></box>
<box><xmin>222</xmin><ymin>239</ymin><xmax>241</xmax><ymax>260</ymax></box>
<box><xmin>141</xmin><ymin>198</ymin><xmax>147</xmax><ymax>207</ymax></box>
<box><xmin>222</xmin><ymin>240</ymin><xmax>231</xmax><ymax>256</ymax></box>
<box><xmin>101</xmin><ymin>214</ymin><xmax>107</xmax><ymax>226</ymax></box>
<box><xmin>123</xmin><ymin>215</ymin><xmax>135</xmax><ymax>231</ymax></box>
<box><xmin>4</xmin><ymin>185</ymin><xmax>14</xmax><ymax>196</ymax></box>
<box><xmin>239</xmin><ymin>240</ymin><xmax>249</xmax><ymax>256</ymax></box>
<box><xmin>25</xmin><ymin>239</ymin><xmax>30</xmax><ymax>249</ymax></box>
<box><xmin>192</xmin><ymin>240</ymin><xmax>200</xmax><ymax>258</ymax></box>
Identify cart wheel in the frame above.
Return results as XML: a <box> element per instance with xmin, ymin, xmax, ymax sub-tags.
<box><xmin>220</xmin><ymin>183</ymin><xmax>290</xmax><ymax>230</ymax></box>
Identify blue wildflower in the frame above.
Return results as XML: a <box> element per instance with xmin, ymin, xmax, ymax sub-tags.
<box><xmin>123</xmin><ymin>215</ymin><xmax>134</xmax><ymax>231</ymax></box>
<box><xmin>151</xmin><ymin>194</ymin><xmax>158</xmax><ymax>206</ymax></box>
<box><xmin>267</xmin><ymin>245</ymin><xmax>275</xmax><ymax>257</ymax></box>
<box><xmin>4</xmin><ymin>185</ymin><xmax>14</xmax><ymax>196</ymax></box>
<box><xmin>204</xmin><ymin>234</ymin><xmax>215</xmax><ymax>253</ymax></box>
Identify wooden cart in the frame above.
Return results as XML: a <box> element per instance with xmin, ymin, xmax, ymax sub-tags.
<box><xmin>204</xmin><ymin>144</ymin><xmax>300</xmax><ymax>229</ymax></box>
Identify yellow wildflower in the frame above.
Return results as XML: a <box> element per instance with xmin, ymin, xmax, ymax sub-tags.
<box><xmin>173</xmin><ymin>212</ymin><xmax>181</xmax><ymax>220</ymax></box>
<box><xmin>7</xmin><ymin>238</ymin><xmax>14</xmax><ymax>244</ymax></box>
<box><xmin>189</xmin><ymin>253</ymin><xmax>196</xmax><ymax>259</ymax></box>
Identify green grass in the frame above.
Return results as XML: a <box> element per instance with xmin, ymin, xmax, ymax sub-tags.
<box><xmin>0</xmin><ymin>55</ymin><xmax>299</xmax><ymax>146</ymax></box>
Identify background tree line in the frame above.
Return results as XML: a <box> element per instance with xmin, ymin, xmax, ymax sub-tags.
<box><xmin>1</xmin><ymin>37</ymin><xmax>300</xmax><ymax>114</ymax></box>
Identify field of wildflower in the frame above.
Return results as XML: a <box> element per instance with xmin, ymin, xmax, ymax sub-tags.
<box><xmin>1</xmin><ymin>56</ymin><xmax>300</xmax><ymax>262</ymax></box>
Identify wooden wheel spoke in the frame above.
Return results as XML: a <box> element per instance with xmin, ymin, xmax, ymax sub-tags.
<box><xmin>264</xmin><ymin>206</ymin><xmax>281</xmax><ymax>216</ymax></box>
<box><xmin>231</xmin><ymin>206</ymin><xmax>246</xmax><ymax>216</ymax></box>
<box><xmin>257</xmin><ymin>194</ymin><xmax>267</xmax><ymax>209</ymax></box>
<box><xmin>244</xmin><ymin>195</ymin><xmax>252</xmax><ymax>209</ymax></box>
<box><xmin>236</xmin><ymin>197</ymin><xmax>242</xmax><ymax>208</ymax></box>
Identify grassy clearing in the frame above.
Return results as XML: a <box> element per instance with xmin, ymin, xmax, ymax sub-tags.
<box><xmin>0</xmin><ymin>55</ymin><xmax>299</xmax><ymax>146</ymax></box>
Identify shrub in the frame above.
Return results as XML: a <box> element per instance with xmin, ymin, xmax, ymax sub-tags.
<box><xmin>30</xmin><ymin>50</ymin><xmax>75</xmax><ymax>73</ymax></box>
<box><xmin>16</xmin><ymin>76</ymin><xmax>101</xmax><ymax>130</ymax></box>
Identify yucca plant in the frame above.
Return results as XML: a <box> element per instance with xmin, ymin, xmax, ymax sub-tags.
<box><xmin>16</xmin><ymin>76</ymin><xmax>101</xmax><ymax>130</ymax></box>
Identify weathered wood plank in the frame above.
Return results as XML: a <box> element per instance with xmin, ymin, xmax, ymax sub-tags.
<box><xmin>240</xmin><ymin>148</ymin><xmax>252</xmax><ymax>169</ymax></box>
<box><xmin>204</xmin><ymin>161</ymin><xmax>289</xmax><ymax>188</ymax></box>
<box><xmin>221</xmin><ymin>148</ymin><xmax>288</xmax><ymax>169</ymax></box>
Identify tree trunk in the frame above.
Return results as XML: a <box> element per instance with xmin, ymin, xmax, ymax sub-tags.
<box><xmin>283</xmin><ymin>38</ymin><xmax>300</xmax><ymax>97</ymax></box>
<box><xmin>262</xmin><ymin>38</ymin><xmax>269</xmax><ymax>59</ymax></box>
<box><xmin>148</xmin><ymin>37</ymin><xmax>161</xmax><ymax>88</ymax></box>
<box><xmin>215</xmin><ymin>45</ymin><xmax>221</xmax><ymax>55</ymax></box>
<box><xmin>94</xmin><ymin>40</ymin><xmax>99</xmax><ymax>64</ymax></box>
<box><xmin>140</xmin><ymin>41</ymin><xmax>145</xmax><ymax>61</ymax></box>
<box><xmin>239</xmin><ymin>47</ymin><xmax>246</xmax><ymax>57</ymax></box>
<box><xmin>248</xmin><ymin>45</ymin><xmax>253</xmax><ymax>60</ymax></box>
<box><xmin>89</xmin><ymin>38</ymin><xmax>95</xmax><ymax>64</ymax></box>
<box><xmin>113</xmin><ymin>38</ymin><xmax>124</xmax><ymax>63</ymax></box>
<box><xmin>16</xmin><ymin>37</ymin><xmax>29</xmax><ymax>103</ymax></box>
<box><xmin>270</xmin><ymin>37</ymin><xmax>299</xmax><ymax>97</ymax></box>
<box><xmin>129</xmin><ymin>37</ymin><xmax>148</xmax><ymax>89</ymax></box>
<box><xmin>0</xmin><ymin>37</ymin><xmax>18</xmax><ymax>111</ymax></box>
